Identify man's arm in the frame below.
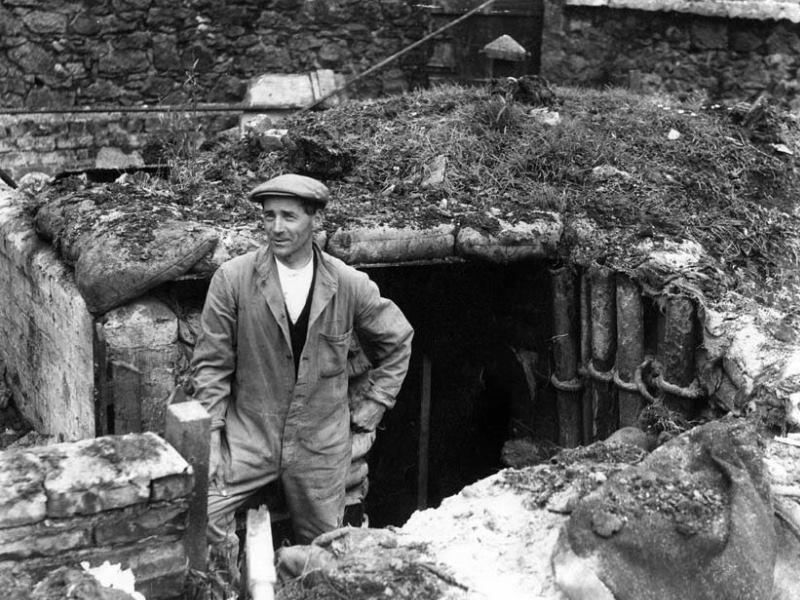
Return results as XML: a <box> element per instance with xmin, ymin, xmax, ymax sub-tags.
<box><xmin>191</xmin><ymin>267</ymin><xmax>238</xmax><ymax>476</ymax></box>
<box><xmin>351</xmin><ymin>273</ymin><xmax>414</xmax><ymax>431</ymax></box>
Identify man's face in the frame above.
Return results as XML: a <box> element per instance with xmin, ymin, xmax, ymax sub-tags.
<box><xmin>262</xmin><ymin>197</ymin><xmax>320</xmax><ymax>267</ymax></box>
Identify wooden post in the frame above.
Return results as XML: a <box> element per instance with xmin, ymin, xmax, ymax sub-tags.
<box><xmin>418</xmin><ymin>354</ymin><xmax>432</xmax><ymax>510</ymax></box>
<box><xmin>246</xmin><ymin>506</ymin><xmax>276</xmax><ymax>600</ymax></box>
<box><xmin>589</xmin><ymin>265</ymin><xmax>617</xmax><ymax>440</ymax></box>
<box><xmin>660</xmin><ymin>295</ymin><xmax>697</xmax><ymax>417</ymax></box>
<box><xmin>93</xmin><ymin>322</ymin><xmax>110</xmax><ymax>436</ymax></box>
<box><xmin>164</xmin><ymin>400</ymin><xmax>210</xmax><ymax>572</ymax></box>
<box><xmin>615</xmin><ymin>274</ymin><xmax>644</xmax><ymax>427</ymax></box>
<box><xmin>417</xmin><ymin>355</ymin><xmax>432</xmax><ymax>510</ymax></box>
<box><xmin>550</xmin><ymin>265</ymin><xmax>582</xmax><ymax>448</ymax></box>
<box><xmin>579</xmin><ymin>271</ymin><xmax>593</xmax><ymax>444</ymax></box>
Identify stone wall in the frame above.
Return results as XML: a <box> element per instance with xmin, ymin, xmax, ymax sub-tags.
<box><xmin>0</xmin><ymin>0</ymin><xmax>428</xmax><ymax>109</ymax></box>
<box><xmin>0</xmin><ymin>432</ymin><xmax>193</xmax><ymax>599</ymax></box>
<box><xmin>0</xmin><ymin>110</ymin><xmax>238</xmax><ymax>181</ymax></box>
<box><xmin>0</xmin><ymin>183</ymin><xmax>95</xmax><ymax>440</ymax></box>
<box><xmin>541</xmin><ymin>0</ymin><xmax>800</xmax><ymax>108</ymax></box>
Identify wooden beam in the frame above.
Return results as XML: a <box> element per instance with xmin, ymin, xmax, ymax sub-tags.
<box><xmin>164</xmin><ymin>400</ymin><xmax>210</xmax><ymax>572</ymax></box>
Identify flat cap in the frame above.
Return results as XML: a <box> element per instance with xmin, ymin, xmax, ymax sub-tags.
<box><xmin>248</xmin><ymin>174</ymin><xmax>330</xmax><ymax>207</ymax></box>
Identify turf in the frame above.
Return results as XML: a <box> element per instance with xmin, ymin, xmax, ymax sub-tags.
<box><xmin>45</xmin><ymin>82</ymin><xmax>800</xmax><ymax>309</ymax></box>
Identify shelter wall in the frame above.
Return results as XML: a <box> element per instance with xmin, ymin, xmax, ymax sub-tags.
<box><xmin>0</xmin><ymin>185</ymin><xmax>94</xmax><ymax>440</ymax></box>
<box><xmin>541</xmin><ymin>0</ymin><xmax>800</xmax><ymax>107</ymax></box>
<box><xmin>0</xmin><ymin>432</ymin><xmax>192</xmax><ymax>599</ymax></box>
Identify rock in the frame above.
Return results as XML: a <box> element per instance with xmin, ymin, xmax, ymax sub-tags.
<box><xmin>31</xmin><ymin>566</ymin><xmax>139</xmax><ymax>600</ymax></box>
<box><xmin>21</xmin><ymin>11</ymin><xmax>67</xmax><ymax>34</ymax></box>
<box><xmin>590</xmin><ymin>164</ymin><xmax>631</xmax><ymax>181</ymax></box>
<box><xmin>420</xmin><ymin>154</ymin><xmax>447</xmax><ymax>188</ymax></box>
<box><xmin>530</xmin><ymin>108</ymin><xmax>561</xmax><ymax>126</ymax></box>
<box><xmin>690</xmin><ymin>21</ymin><xmax>728</xmax><ymax>50</ymax></box>
<box><xmin>591</xmin><ymin>510</ymin><xmax>625</xmax><ymax>537</ymax></box>
<box><xmin>285</xmin><ymin>135</ymin><xmax>355</xmax><ymax>179</ymax></box>
<box><xmin>94</xmin><ymin>147</ymin><xmax>144</xmax><ymax>170</ymax></box>
<box><xmin>605</xmin><ymin>426</ymin><xmax>655</xmax><ymax>451</ymax></box>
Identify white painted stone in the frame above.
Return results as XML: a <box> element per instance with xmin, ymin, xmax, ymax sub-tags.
<box><xmin>94</xmin><ymin>147</ymin><xmax>144</xmax><ymax>170</ymax></box>
<box><xmin>0</xmin><ymin>188</ymin><xmax>95</xmax><ymax>440</ymax></box>
<box><xmin>0</xmin><ymin>450</ymin><xmax>47</xmax><ymax>528</ymax></box>
<box><xmin>37</xmin><ymin>432</ymin><xmax>192</xmax><ymax>517</ymax></box>
<box><xmin>245</xmin><ymin>69</ymin><xmax>342</xmax><ymax>110</ymax></box>
<box><xmin>564</xmin><ymin>0</ymin><xmax>800</xmax><ymax>23</ymax></box>
<box><xmin>103</xmin><ymin>298</ymin><xmax>179</xmax><ymax>349</ymax></box>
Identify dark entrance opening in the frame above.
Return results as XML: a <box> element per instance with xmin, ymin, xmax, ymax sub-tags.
<box><xmin>363</xmin><ymin>259</ymin><xmax>555</xmax><ymax>527</ymax></box>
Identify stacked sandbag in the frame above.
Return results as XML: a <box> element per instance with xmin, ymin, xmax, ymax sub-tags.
<box><xmin>552</xmin><ymin>418</ymin><xmax>777</xmax><ymax>600</ymax></box>
<box><xmin>35</xmin><ymin>188</ymin><xmax>219</xmax><ymax>314</ymax></box>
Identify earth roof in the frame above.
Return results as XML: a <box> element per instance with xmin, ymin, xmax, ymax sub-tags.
<box><xmin>35</xmin><ymin>82</ymin><xmax>800</xmax><ymax>310</ymax></box>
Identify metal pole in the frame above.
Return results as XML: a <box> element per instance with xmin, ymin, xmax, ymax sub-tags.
<box><xmin>0</xmin><ymin>103</ymin><xmax>293</xmax><ymax>116</ymax></box>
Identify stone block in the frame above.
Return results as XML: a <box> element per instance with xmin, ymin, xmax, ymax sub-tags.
<box><xmin>0</xmin><ymin>499</ymin><xmax>187</xmax><ymax>558</ymax></box>
<box><xmin>35</xmin><ymin>432</ymin><xmax>192</xmax><ymax>517</ymax></box>
<box><xmin>151</xmin><ymin>472</ymin><xmax>195</xmax><ymax>502</ymax></box>
<box><xmin>730</xmin><ymin>28</ymin><xmax>763</xmax><ymax>53</ymax></box>
<box><xmin>690</xmin><ymin>21</ymin><xmax>728</xmax><ymax>51</ymax></box>
<box><xmin>103</xmin><ymin>297</ymin><xmax>181</xmax><ymax>434</ymax></box>
<box><xmin>21</xmin><ymin>11</ymin><xmax>67</xmax><ymax>34</ymax></box>
<box><xmin>104</xmin><ymin>299</ymin><xmax>178</xmax><ymax>348</ymax></box>
<box><xmin>0</xmin><ymin>536</ymin><xmax>186</xmax><ymax>600</ymax></box>
<box><xmin>246</xmin><ymin>69</ymin><xmax>341</xmax><ymax>110</ymax></box>
<box><xmin>93</xmin><ymin>500</ymin><xmax>188</xmax><ymax>545</ymax></box>
<box><xmin>0</xmin><ymin>521</ymin><xmax>91</xmax><ymax>559</ymax></box>
<box><xmin>0</xmin><ymin>450</ymin><xmax>47</xmax><ymax>528</ymax></box>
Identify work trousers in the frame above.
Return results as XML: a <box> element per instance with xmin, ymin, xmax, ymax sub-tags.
<box><xmin>206</xmin><ymin>447</ymin><xmax>349</xmax><ymax>580</ymax></box>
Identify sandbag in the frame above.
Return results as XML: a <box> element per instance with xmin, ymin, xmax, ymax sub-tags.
<box><xmin>455</xmin><ymin>214</ymin><xmax>562</xmax><ymax>263</ymax></box>
<box><xmin>327</xmin><ymin>224</ymin><xmax>455</xmax><ymax>264</ymax></box>
<box><xmin>75</xmin><ymin>220</ymin><xmax>218</xmax><ymax>314</ymax></box>
<box><xmin>552</xmin><ymin>418</ymin><xmax>776</xmax><ymax>600</ymax></box>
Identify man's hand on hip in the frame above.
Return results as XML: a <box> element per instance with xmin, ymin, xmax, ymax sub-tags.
<box><xmin>350</xmin><ymin>398</ymin><xmax>386</xmax><ymax>432</ymax></box>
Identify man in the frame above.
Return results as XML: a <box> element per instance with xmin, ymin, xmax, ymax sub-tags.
<box><xmin>191</xmin><ymin>173</ymin><xmax>413</xmax><ymax>571</ymax></box>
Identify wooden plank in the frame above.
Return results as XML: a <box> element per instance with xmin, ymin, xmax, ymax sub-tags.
<box><xmin>164</xmin><ymin>401</ymin><xmax>210</xmax><ymax>573</ymax></box>
<box><xmin>246</xmin><ymin>506</ymin><xmax>276</xmax><ymax>600</ymax></box>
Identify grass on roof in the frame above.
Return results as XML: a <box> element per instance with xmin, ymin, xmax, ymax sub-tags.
<box><xmin>49</xmin><ymin>82</ymin><xmax>800</xmax><ymax>308</ymax></box>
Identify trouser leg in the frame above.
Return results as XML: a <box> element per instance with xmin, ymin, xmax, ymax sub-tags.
<box><xmin>206</xmin><ymin>472</ymin><xmax>276</xmax><ymax>588</ymax></box>
<box><xmin>281</xmin><ymin>450</ymin><xmax>349</xmax><ymax>544</ymax></box>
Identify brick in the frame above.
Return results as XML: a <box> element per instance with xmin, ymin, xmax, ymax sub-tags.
<box><xmin>0</xmin><ymin>450</ymin><xmax>47</xmax><ymax>528</ymax></box>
